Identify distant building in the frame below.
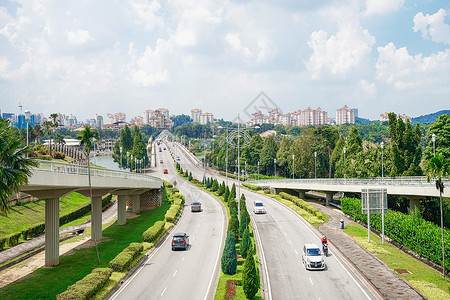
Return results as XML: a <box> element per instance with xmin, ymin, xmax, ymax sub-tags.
<box><xmin>336</xmin><ymin>105</ymin><xmax>355</xmax><ymax>125</ymax></box>
<box><xmin>191</xmin><ymin>108</ymin><xmax>202</xmax><ymax>123</ymax></box>
<box><xmin>106</xmin><ymin>112</ymin><xmax>127</xmax><ymax>124</ymax></box>
<box><xmin>379</xmin><ymin>112</ymin><xmax>411</xmax><ymax>123</ymax></box>
<box><xmin>143</xmin><ymin>108</ymin><xmax>173</xmax><ymax>129</ymax></box>
<box><xmin>96</xmin><ymin>115</ymin><xmax>103</xmax><ymax>129</ymax></box>
<box><xmin>249</xmin><ymin>107</ymin><xmax>332</xmax><ymax>127</ymax></box>
<box><xmin>200</xmin><ymin>112</ymin><xmax>214</xmax><ymax>125</ymax></box>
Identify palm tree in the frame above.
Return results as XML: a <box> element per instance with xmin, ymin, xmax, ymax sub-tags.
<box><xmin>77</xmin><ymin>125</ymin><xmax>100</xmax><ymax>263</ymax></box>
<box><xmin>54</xmin><ymin>133</ymin><xmax>65</xmax><ymax>152</ymax></box>
<box><xmin>43</xmin><ymin>114</ymin><xmax>59</xmax><ymax>156</ymax></box>
<box><xmin>0</xmin><ymin>119</ymin><xmax>37</xmax><ymax>215</ymax></box>
<box><xmin>32</xmin><ymin>124</ymin><xmax>43</xmax><ymax>144</ymax></box>
<box><xmin>426</xmin><ymin>153</ymin><xmax>450</xmax><ymax>278</ymax></box>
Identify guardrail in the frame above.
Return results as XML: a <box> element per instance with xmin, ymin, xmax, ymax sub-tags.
<box><xmin>247</xmin><ymin>176</ymin><xmax>450</xmax><ymax>187</ymax></box>
<box><xmin>33</xmin><ymin>159</ymin><xmax>160</xmax><ymax>182</ymax></box>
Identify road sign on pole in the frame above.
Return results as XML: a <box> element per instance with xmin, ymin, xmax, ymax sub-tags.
<box><xmin>361</xmin><ymin>189</ymin><xmax>387</xmax><ymax>243</ymax></box>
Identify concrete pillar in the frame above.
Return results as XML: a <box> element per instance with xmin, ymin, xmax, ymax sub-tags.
<box><xmin>91</xmin><ymin>196</ymin><xmax>103</xmax><ymax>241</ymax></box>
<box><xmin>325</xmin><ymin>192</ymin><xmax>334</xmax><ymax>206</ymax></box>
<box><xmin>408</xmin><ymin>198</ymin><xmax>421</xmax><ymax>214</ymax></box>
<box><xmin>45</xmin><ymin>198</ymin><xmax>60</xmax><ymax>267</ymax></box>
<box><xmin>298</xmin><ymin>190</ymin><xmax>307</xmax><ymax>199</ymax></box>
<box><xmin>132</xmin><ymin>194</ymin><xmax>140</xmax><ymax>213</ymax></box>
<box><xmin>117</xmin><ymin>195</ymin><xmax>127</xmax><ymax>225</ymax></box>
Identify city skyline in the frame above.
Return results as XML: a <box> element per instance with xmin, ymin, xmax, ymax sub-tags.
<box><xmin>1</xmin><ymin>1</ymin><xmax>449</xmax><ymax>121</ymax></box>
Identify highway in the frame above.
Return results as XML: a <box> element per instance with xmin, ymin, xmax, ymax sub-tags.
<box><xmin>171</xmin><ymin>142</ymin><xmax>382</xmax><ymax>300</ymax></box>
<box><xmin>110</xmin><ymin>144</ymin><xmax>226</xmax><ymax>300</ymax></box>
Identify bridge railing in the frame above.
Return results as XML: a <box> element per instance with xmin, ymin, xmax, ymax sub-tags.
<box><xmin>33</xmin><ymin>159</ymin><xmax>160</xmax><ymax>182</ymax></box>
<box><xmin>247</xmin><ymin>176</ymin><xmax>450</xmax><ymax>187</ymax></box>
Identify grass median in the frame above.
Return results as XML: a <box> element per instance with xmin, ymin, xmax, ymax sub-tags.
<box><xmin>344</xmin><ymin>222</ymin><xmax>450</xmax><ymax>300</ymax></box>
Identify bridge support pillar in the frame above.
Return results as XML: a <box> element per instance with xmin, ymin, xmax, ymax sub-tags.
<box><xmin>325</xmin><ymin>192</ymin><xmax>334</xmax><ymax>206</ymax></box>
<box><xmin>45</xmin><ymin>198</ymin><xmax>60</xmax><ymax>267</ymax></box>
<box><xmin>91</xmin><ymin>196</ymin><xmax>103</xmax><ymax>241</ymax></box>
<box><xmin>132</xmin><ymin>194</ymin><xmax>141</xmax><ymax>213</ymax></box>
<box><xmin>117</xmin><ymin>195</ymin><xmax>127</xmax><ymax>225</ymax></box>
<box><xmin>298</xmin><ymin>190</ymin><xmax>307</xmax><ymax>199</ymax></box>
<box><xmin>408</xmin><ymin>197</ymin><xmax>421</xmax><ymax>215</ymax></box>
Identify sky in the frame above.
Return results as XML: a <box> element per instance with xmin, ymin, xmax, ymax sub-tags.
<box><xmin>0</xmin><ymin>0</ymin><xmax>449</xmax><ymax>123</ymax></box>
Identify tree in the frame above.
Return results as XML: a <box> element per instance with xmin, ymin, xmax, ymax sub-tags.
<box><xmin>0</xmin><ymin>119</ymin><xmax>37</xmax><ymax>215</ymax></box>
<box><xmin>276</xmin><ymin>136</ymin><xmax>292</xmax><ymax>178</ymax></box>
<box><xmin>240</xmin><ymin>227</ymin><xmax>252</xmax><ymax>258</ymax></box>
<box><xmin>221</xmin><ymin>231</ymin><xmax>237</xmax><ymax>275</ymax></box>
<box><xmin>228</xmin><ymin>214</ymin><xmax>239</xmax><ymax>237</ymax></box>
<box><xmin>426</xmin><ymin>153</ymin><xmax>450</xmax><ymax>278</ymax></box>
<box><xmin>77</xmin><ymin>125</ymin><xmax>101</xmax><ymax>264</ymax></box>
<box><xmin>224</xmin><ymin>186</ymin><xmax>230</xmax><ymax>202</ymax></box>
<box><xmin>260</xmin><ymin>135</ymin><xmax>278</xmax><ymax>175</ymax></box>
<box><xmin>239</xmin><ymin>208</ymin><xmax>248</xmax><ymax>237</ymax></box>
<box><xmin>54</xmin><ymin>133</ymin><xmax>65</xmax><ymax>150</ymax></box>
<box><xmin>230</xmin><ymin>183</ymin><xmax>236</xmax><ymax>200</ymax></box>
<box><xmin>424</xmin><ymin>114</ymin><xmax>450</xmax><ymax>161</ymax></box>
<box><xmin>242</xmin><ymin>250</ymin><xmax>259</xmax><ymax>299</ymax></box>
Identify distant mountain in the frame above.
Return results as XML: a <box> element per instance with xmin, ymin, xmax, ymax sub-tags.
<box><xmin>355</xmin><ymin>116</ymin><xmax>371</xmax><ymax>124</ymax></box>
<box><xmin>412</xmin><ymin>110</ymin><xmax>450</xmax><ymax>124</ymax></box>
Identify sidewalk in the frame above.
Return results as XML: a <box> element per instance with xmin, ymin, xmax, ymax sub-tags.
<box><xmin>0</xmin><ymin>200</ymin><xmax>118</xmax><ymax>266</ymax></box>
<box><xmin>309</xmin><ymin>199</ymin><xmax>424</xmax><ymax>300</ymax></box>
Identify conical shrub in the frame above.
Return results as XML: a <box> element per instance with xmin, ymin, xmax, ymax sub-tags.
<box><xmin>242</xmin><ymin>251</ymin><xmax>259</xmax><ymax>299</ymax></box>
<box><xmin>221</xmin><ymin>231</ymin><xmax>237</xmax><ymax>275</ymax></box>
<box><xmin>240</xmin><ymin>227</ymin><xmax>251</xmax><ymax>258</ymax></box>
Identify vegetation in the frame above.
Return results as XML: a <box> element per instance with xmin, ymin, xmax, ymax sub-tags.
<box><xmin>221</xmin><ymin>231</ymin><xmax>238</xmax><ymax>275</ymax></box>
<box><xmin>242</xmin><ymin>252</ymin><xmax>259</xmax><ymax>299</ymax></box>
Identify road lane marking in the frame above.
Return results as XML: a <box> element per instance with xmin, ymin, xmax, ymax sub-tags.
<box><xmin>309</xmin><ymin>278</ymin><xmax>313</xmax><ymax>285</ymax></box>
<box><xmin>182</xmin><ymin>256</ymin><xmax>185</xmax><ymax>261</ymax></box>
<box><xmin>289</xmin><ymin>239</ymin><xmax>293</xmax><ymax>245</ymax></box>
<box><xmin>161</xmin><ymin>287</ymin><xmax>167</xmax><ymax>296</ymax></box>
<box><xmin>251</xmin><ymin>215</ymin><xmax>272</xmax><ymax>300</ymax></box>
<box><xmin>173</xmin><ymin>270</ymin><xmax>177</xmax><ymax>277</ymax></box>
<box><xmin>295</xmin><ymin>250</ymin><xmax>298</xmax><ymax>255</ymax></box>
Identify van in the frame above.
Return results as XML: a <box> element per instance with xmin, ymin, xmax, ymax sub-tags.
<box><xmin>253</xmin><ymin>200</ymin><xmax>266</xmax><ymax>214</ymax></box>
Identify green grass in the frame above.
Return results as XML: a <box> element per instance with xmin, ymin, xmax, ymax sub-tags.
<box><xmin>0</xmin><ymin>202</ymin><xmax>171</xmax><ymax>300</ymax></box>
<box><xmin>0</xmin><ymin>192</ymin><xmax>89</xmax><ymax>237</ymax></box>
<box><xmin>344</xmin><ymin>222</ymin><xmax>450</xmax><ymax>300</ymax></box>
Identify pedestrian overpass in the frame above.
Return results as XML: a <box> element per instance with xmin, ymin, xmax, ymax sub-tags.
<box><xmin>247</xmin><ymin>177</ymin><xmax>450</xmax><ymax>209</ymax></box>
<box><xmin>20</xmin><ymin>160</ymin><xmax>163</xmax><ymax>267</ymax></box>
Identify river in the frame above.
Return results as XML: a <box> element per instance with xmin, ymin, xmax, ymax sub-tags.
<box><xmin>92</xmin><ymin>155</ymin><xmax>122</xmax><ymax>171</ymax></box>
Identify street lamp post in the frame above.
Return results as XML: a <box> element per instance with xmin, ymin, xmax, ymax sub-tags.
<box><xmin>343</xmin><ymin>147</ymin><xmax>346</xmax><ymax>182</ymax></box>
<box><xmin>25</xmin><ymin>109</ymin><xmax>31</xmax><ymax>157</ymax></box>
<box><xmin>120</xmin><ymin>147</ymin><xmax>123</xmax><ymax>169</ymax></box>
<box><xmin>245</xmin><ymin>161</ymin><xmax>247</xmax><ymax>179</ymax></box>
<box><xmin>130</xmin><ymin>154</ymin><xmax>133</xmax><ymax>171</ymax></box>
<box><xmin>274</xmin><ymin>158</ymin><xmax>276</xmax><ymax>179</ymax></box>
<box><xmin>314</xmin><ymin>151</ymin><xmax>317</xmax><ymax>179</ymax></box>
<box><xmin>381</xmin><ymin>142</ymin><xmax>384</xmax><ymax>182</ymax></box>
<box><xmin>432</xmin><ymin>133</ymin><xmax>436</xmax><ymax>157</ymax></box>
<box><xmin>257</xmin><ymin>161</ymin><xmax>260</xmax><ymax>181</ymax></box>
<box><xmin>292</xmin><ymin>154</ymin><xmax>295</xmax><ymax>180</ymax></box>
<box><xmin>127</xmin><ymin>151</ymin><xmax>130</xmax><ymax>170</ymax></box>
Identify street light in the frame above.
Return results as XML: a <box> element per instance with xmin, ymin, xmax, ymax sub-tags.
<box><xmin>120</xmin><ymin>146</ymin><xmax>123</xmax><ymax>169</ymax></box>
<box><xmin>432</xmin><ymin>133</ymin><xmax>436</xmax><ymax>157</ymax></box>
<box><xmin>257</xmin><ymin>161</ymin><xmax>260</xmax><ymax>181</ymax></box>
<box><xmin>217</xmin><ymin>126</ymin><xmax>229</xmax><ymax>186</ymax></box>
<box><xmin>343</xmin><ymin>147</ymin><xmax>346</xmax><ymax>182</ymax></box>
<box><xmin>25</xmin><ymin>109</ymin><xmax>31</xmax><ymax>157</ymax></box>
<box><xmin>274</xmin><ymin>158</ymin><xmax>277</xmax><ymax>179</ymax></box>
<box><xmin>130</xmin><ymin>154</ymin><xmax>133</xmax><ymax>171</ymax></box>
<box><xmin>381</xmin><ymin>142</ymin><xmax>384</xmax><ymax>182</ymax></box>
<box><xmin>314</xmin><ymin>151</ymin><xmax>317</xmax><ymax>179</ymax></box>
<box><xmin>126</xmin><ymin>151</ymin><xmax>130</xmax><ymax>170</ymax></box>
<box><xmin>292</xmin><ymin>154</ymin><xmax>295</xmax><ymax>180</ymax></box>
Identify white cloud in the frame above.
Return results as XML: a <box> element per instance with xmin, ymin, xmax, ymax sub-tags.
<box><xmin>364</xmin><ymin>0</ymin><xmax>404</xmax><ymax>16</ymax></box>
<box><xmin>65</xmin><ymin>29</ymin><xmax>94</xmax><ymax>45</ymax></box>
<box><xmin>306</xmin><ymin>23</ymin><xmax>376</xmax><ymax>79</ymax></box>
<box><xmin>376</xmin><ymin>42</ymin><xmax>450</xmax><ymax>90</ymax></box>
<box><xmin>226</xmin><ymin>33</ymin><xmax>252</xmax><ymax>57</ymax></box>
<box><xmin>413</xmin><ymin>9</ymin><xmax>450</xmax><ymax>45</ymax></box>
<box><xmin>359</xmin><ymin>79</ymin><xmax>376</xmax><ymax>95</ymax></box>
<box><xmin>128</xmin><ymin>0</ymin><xmax>163</xmax><ymax>31</ymax></box>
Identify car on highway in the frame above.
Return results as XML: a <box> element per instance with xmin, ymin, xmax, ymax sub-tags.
<box><xmin>159</xmin><ymin>148</ymin><xmax>162</xmax><ymax>152</ymax></box>
<box><xmin>253</xmin><ymin>200</ymin><xmax>266</xmax><ymax>214</ymax></box>
<box><xmin>302</xmin><ymin>243</ymin><xmax>325</xmax><ymax>270</ymax></box>
<box><xmin>160</xmin><ymin>159</ymin><xmax>163</xmax><ymax>164</ymax></box>
<box><xmin>191</xmin><ymin>202</ymin><xmax>201</xmax><ymax>212</ymax></box>
<box><xmin>164</xmin><ymin>147</ymin><xmax>166</xmax><ymax>150</ymax></box>
<box><xmin>171</xmin><ymin>233</ymin><xmax>189</xmax><ymax>251</ymax></box>
<box><xmin>164</xmin><ymin>169</ymin><xmax>169</xmax><ymax>174</ymax></box>
<box><xmin>176</xmin><ymin>156</ymin><xmax>181</xmax><ymax>161</ymax></box>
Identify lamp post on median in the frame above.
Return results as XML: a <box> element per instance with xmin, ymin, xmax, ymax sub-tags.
<box><xmin>130</xmin><ymin>154</ymin><xmax>133</xmax><ymax>171</ymax></box>
<box><xmin>25</xmin><ymin>109</ymin><xmax>31</xmax><ymax>157</ymax></box>
<box><xmin>314</xmin><ymin>151</ymin><xmax>317</xmax><ymax>179</ymax></box>
<box><xmin>257</xmin><ymin>161</ymin><xmax>260</xmax><ymax>181</ymax></box>
<box><xmin>126</xmin><ymin>151</ymin><xmax>130</xmax><ymax>171</ymax></box>
<box><xmin>432</xmin><ymin>133</ymin><xmax>436</xmax><ymax>157</ymax></box>
<box><xmin>120</xmin><ymin>147</ymin><xmax>123</xmax><ymax>169</ymax></box>
<box><xmin>274</xmin><ymin>158</ymin><xmax>277</xmax><ymax>179</ymax></box>
<box><xmin>381</xmin><ymin>142</ymin><xmax>384</xmax><ymax>182</ymax></box>
<box><xmin>343</xmin><ymin>147</ymin><xmax>346</xmax><ymax>182</ymax></box>
<box><xmin>292</xmin><ymin>154</ymin><xmax>295</xmax><ymax>180</ymax></box>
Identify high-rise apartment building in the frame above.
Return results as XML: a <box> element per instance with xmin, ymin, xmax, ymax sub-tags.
<box><xmin>200</xmin><ymin>112</ymin><xmax>214</xmax><ymax>125</ymax></box>
<box><xmin>191</xmin><ymin>108</ymin><xmax>202</xmax><ymax>123</ymax></box>
<box><xmin>336</xmin><ymin>105</ymin><xmax>355</xmax><ymax>125</ymax></box>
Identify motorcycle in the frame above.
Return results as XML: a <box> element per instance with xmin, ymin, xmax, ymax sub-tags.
<box><xmin>322</xmin><ymin>243</ymin><xmax>328</xmax><ymax>256</ymax></box>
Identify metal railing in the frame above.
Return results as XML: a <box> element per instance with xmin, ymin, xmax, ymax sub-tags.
<box><xmin>247</xmin><ymin>176</ymin><xmax>450</xmax><ymax>187</ymax></box>
<box><xmin>33</xmin><ymin>159</ymin><xmax>160</xmax><ymax>183</ymax></box>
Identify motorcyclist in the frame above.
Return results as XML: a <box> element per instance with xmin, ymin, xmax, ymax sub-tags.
<box><xmin>321</xmin><ymin>235</ymin><xmax>328</xmax><ymax>255</ymax></box>
<box><xmin>321</xmin><ymin>235</ymin><xmax>328</xmax><ymax>246</ymax></box>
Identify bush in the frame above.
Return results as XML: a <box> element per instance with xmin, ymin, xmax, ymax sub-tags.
<box><xmin>109</xmin><ymin>242</ymin><xmax>143</xmax><ymax>272</ymax></box>
<box><xmin>264</xmin><ymin>189</ymin><xmax>270</xmax><ymax>194</ymax></box>
<box><xmin>165</xmin><ymin>205</ymin><xmax>180</xmax><ymax>223</ymax></box>
<box><xmin>240</xmin><ymin>227</ymin><xmax>252</xmax><ymax>259</ymax></box>
<box><xmin>228</xmin><ymin>214</ymin><xmax>239</xmax><ymax>238</ymax></box>
<box><xmin>221</xmin><ymin>231</ymin><xmax>238</xmax><ymax>275</ymax></box>
<box><xmin>279</xmin><ymin>192</ymin><xmax>326</xmax><ymax>221</ymax></box>
<box><xmin>142</xmin><ymin>221</ymin><xmax>166</xmax><ymax>242</ymax></box>
<box><xmin>242</xmin><ymin>183</ymin><xmax>262</xmax><ymax>191</ymax></box>
<box><xmin>57</xmin><ymin>268</ymin><xmax>112</xmax><ymax>300</ymax></box>
<box><xmin>242</xmin><ymin>254</ymin><xmax>259</xmax><ymax>299</ymax></box>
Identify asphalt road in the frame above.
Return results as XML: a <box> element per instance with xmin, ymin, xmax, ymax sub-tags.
<box><xmin>171</xmin><ymin>142</ymin><xmax>382</xmax><ymax>300</ymax></box>
<box><xmin>109</xmin><ymin>145</ymin><xmax>226</xmax><ymax>300</ymax></box>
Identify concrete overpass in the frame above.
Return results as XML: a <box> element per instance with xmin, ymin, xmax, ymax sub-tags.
<box><xmin>20</xmin><ymin>160</ymin><xmax>163</xmax><ymax>267</ymax></box>
<box><xmin>247</xmin><ymin>176</ymin><xmax>450</xmax><ymax>210</ymax></box>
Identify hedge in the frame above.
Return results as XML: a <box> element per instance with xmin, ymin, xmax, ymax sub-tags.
<box><xmin>142</xmin><ymin>221</ymin><xmax>166</xmax><ymax>243</ymax></box>
<box><xmin>57</xmin><ymin>268</ymin><xmax>113</xmax><ymax>300</ymax></box>
<box><xmin>165</xmin><ymin>206</ymin><xmax>180</xmax><ymax>223</ymax></box>
<box><xmin>0</xmin><ymin>194</ymin><xmax>114</xmax><ymax>251</ymax></box>
<box><xmin>109</xmin><ymin>242</ymin><xmax>144</xmax><ymax>272</ymax></box>
<box><xmin>278</xmin><ymin>192</ymin><xmax>327</xmax><ymax>221</ymax></box>
<box><xmin>342</xmin><ymin>197</ymin><xmax>450</xmax><ymax>271</ymax></box>
<box><xmin>242</xmin><ymin>183</ymin><xmax>262</xmax><ymax>191</ymax></box>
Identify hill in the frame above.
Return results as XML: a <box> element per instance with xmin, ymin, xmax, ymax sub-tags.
<box><xmin>412</xmin><ymin>110</ymin><xmax>450</xmax><ymax>124</ymax></box>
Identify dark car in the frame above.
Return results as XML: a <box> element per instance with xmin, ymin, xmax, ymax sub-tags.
<box><xmin>191</xmin><ymin>202</ymin><xmax>201</xmax><ymax>212</ymax></box>
<box><xmin>172</xmin><ymin>233</ymin><xmax>189</xmax><ymax>251</ymax></box>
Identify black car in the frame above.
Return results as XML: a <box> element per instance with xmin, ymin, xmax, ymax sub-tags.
<box><xmin>172</xmin><ymin>233</ymin><xmax>189</xmax><ymax>251</ymax></box>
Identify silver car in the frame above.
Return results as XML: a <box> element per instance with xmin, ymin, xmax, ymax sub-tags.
<box><xmin>302</xmin><ymin>243</ymin><xmax>325</xmax><ymax>270</ymax></box>
<box><xmin>191</xmin><ymin>202</ymin><xmax>201</xmax><ymax>212</ymax></box>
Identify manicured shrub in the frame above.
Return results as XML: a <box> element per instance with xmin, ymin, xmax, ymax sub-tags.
<box><xmin>221</xmin><ymin>231</ymin><xmax>238</xmax><ymax>275</ymax></box>
<box><xmin>242</xmin><ymin>183</ymin><xmax>261</xmax><ymax>191</ymax></box>
<box><xmin>240</xmin><ymin>227</ymin><xmax>252</xmax><ymax>258</ymax></box>
<box><xmin>188</xmin><ymin>172</ymin><xmax>193</xmax><ymax>181</ymax></box>
<box><xmin>224</xmin><ymin>187</ymin><xmax>230</xmax><ymax>202</ymax></box>
<box><xmin>57</xmin><ymin>268</ymin><xmax>113</xmax><ymax>300</ymax></box>
<box><xmin>230</xmin><ymin>183</ymin><xmax>236</xmax><ymax>200</ymax></box>
<box><xmin>164</xmin><ymin>206</ymin><xmax>180</xmax><ymax>223</ymax></box>
<box><xmin>239</xmin><ymin>210</ymin><xmax>249</xmax><ymax>237</ymax></box>
<box><xmin>218</xmin><ymin>182</ymin><xmax>225</xmax><ymax>196</ymax></box>
<box><xmin>212</xmin><ymin>179</ymin><xmax>219</xmax><ymax>192</ymax></box>
<box><xmin>242</xmin><ymin>253</ymin><xmax>259</xmax><ymax>299</ymax></box>
<box><xmin>142</xmin><ymin>221</ymin><xmax>166</xmax><ymax>242</ymax></box>
<box><xmin>263</xmin><ymin>189</ymin><xmax>270</xmax><ymax>194</ymax></box>
<box><xmin>228</xmin><ymin>214</ymin><xmax>239</xmax><ymax>238</ymax></box>
<box><xmin>279</xmin><ymin>192</ymin><xmax>326</xmax><ymax>221</ymax></box>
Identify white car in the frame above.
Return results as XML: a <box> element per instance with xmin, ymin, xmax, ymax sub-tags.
<box><xmin>302</xmin><ymin>244</ymin><xmax>326</xmax><ymax>270</ymax></box>
<box><xmin>253</xmin><ymin>200</ymin><xmax>266</xmax><ymax>214</ymax></box>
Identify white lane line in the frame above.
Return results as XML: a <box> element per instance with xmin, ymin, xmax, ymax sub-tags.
<box><xmin>251</xmin><ymin>215</ymin><xmax>272</xmax><ymax>300</ymax></box>
<box><xmin>182</xmin><ymin>256</ymin><xmax>185</xmax><ymax>262</ymax></box>
<box><xmin>173</xmin><ymin>270</ymin><xmax>177</xmax><ymax>277</ymax></box>
<box><xmin>295</xmin><ymin>250</ymin><xmax>298</xmax><ymax>255</ymax></box>
<box><xmin>309</xmin><ymin>278</ymin><xmax>313</xmax><ymax>285</ymax></box>
<box><xmin>192</xmin><ymin>237</ymin><xmax>195</xmax><ymax>242</ymax></box>
<box><xmin>161</xmin><ymin>287</ymin><xmax>167</xmax><ymax>296</ymax></box>
<box><xmin>289</xmin><ymin>239</ymin><xmax>293</xmax><ymax>245</ymax></box>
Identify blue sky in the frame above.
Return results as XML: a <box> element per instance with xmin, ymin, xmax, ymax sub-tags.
<box><xmin>0</xmin><ymin>0</ymin><xmax>449</xmax><ymax>122</ymax></box>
